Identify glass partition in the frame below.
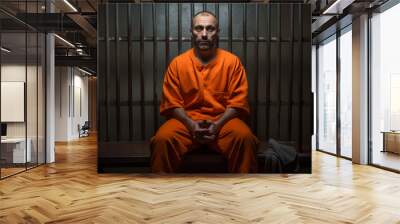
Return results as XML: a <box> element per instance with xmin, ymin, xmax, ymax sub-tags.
<box><xmin>371</xmin><ymin>3</ymin><xmax>400</xmax><ymax>171</ymax></box>
<box><xmin>339</xmin><ymin>27</ymin><xmax>352</xmax><ymax>158</ymax></box>
<box><xmin>1</xmin><ymin>30</ymin><xmax>28</xmax><ymax>177</ymax></box>
<box><xmin>317</xmin><ymin>35</ymin><xmax>337</xmax><ymax>155</ymax></box>
<box><xmin>0</xmin><ymin>1</ymin><xmax>46</xmax><ymax>179</ymax></box>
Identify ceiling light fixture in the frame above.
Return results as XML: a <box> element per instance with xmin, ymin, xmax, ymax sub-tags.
<box><xmin>63</xmin><ymin>0</ymin><xmax>78</xmax><ymax>12</ymax></box>
<box><xmin>1</xmin><ymin>47</ymin><xmax>11</xmax><ymax>53</ymax></box>
<box><xmin>322</xmin><ymin>0</ymin><xmax>354</xmax><ymax>15</ymax></box>
<box><xmin>54</xmin><ymin>34</ymin><xmax>75</xmax><ymax>48</ymax></box>
<box><xmin>78</xmin><ymin>67</ymin><xmax>93</xmax><ymax>76</ymax></box>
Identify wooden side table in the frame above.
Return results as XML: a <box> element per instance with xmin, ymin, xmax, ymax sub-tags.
<box><xmin>381</xmin><ymin>131</ymin><xmax>400</xmax><ymax>154</ymax></box>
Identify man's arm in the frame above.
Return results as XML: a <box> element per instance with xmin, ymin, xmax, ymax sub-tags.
<box><xmin>214</xmin><ymin>107</ymin><xmax>239</xmax><ymax>131</ymax></box>
<box><xmin>168</xmin><ymin>108</ymin><xmax>210</xmax><ymax>143</ymax></box>
<box><xmin>201</xmin><ymin>107</ymin><xmax>239</xmax><ymax>143</ymax></box>
<box><xmin>168</xmin><ymin>108</ymin><xmax>195</xmax><ymax>132</ymax></box>
<box><xmin>160</xmin><ymin>60</ymin><xmax>185</xmax><ymax>116</ymax></box>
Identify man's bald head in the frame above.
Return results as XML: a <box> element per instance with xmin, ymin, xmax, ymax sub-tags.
<box><xmin>191</xmin><ymin>10</ymin><xmax>219</xmax><ymax>61</ymax></box>
<box><xmin>191</xmin><ymin>11</ymin><xmax>219</xmax><ymax>30</ymax></box>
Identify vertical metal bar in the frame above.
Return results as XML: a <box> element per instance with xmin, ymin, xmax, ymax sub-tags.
<box><xmin>277</xmin><ymin>4</ymin><xmax>281</xmax><ymax>140</ymax></box>
<box><xmin>140</xmin><ymin>3</ymin><xmax>145</xmax><ymax>140</ymax></box>
<box><xmin>216</xmin><ymin>3</ymin><xmax>219</xmax><ymax>18</ymax></box>
<box><xmin>243</xmin><ymin>3</ymin><xmax>251</xmax><ymax>130</ymax></box>
<box><xmin>166</xmin><ymin>4</ymin><xmax>170</xmax><ymax>63</ymax></box>
<box><xmin>266</xmin><ymin>3</ymin><xmax>270</xmax><ymax>141</ymax></box>
<box><xmin>229</xmin><ymin>3</ymin><xmax>232</xmax><ymax>52</ymax></box>
<box><xmin>255</xmin><ymin>4</ymin><xmax>259</xmax><ymax>136</ymax></box>
<box><xmin>44</xmin><ymin>0</ymin><xmax>47</xmax><ymax>164</ymax></box>
<box><xmin>216</xmin><ymin>3</ymin><xmax>219</xmax><ymax>48</ymax></box>
<box><xmin>316</xmin><ymin>44</ymin><xmax>319</xmax><ymax>150</ymax></box>
<box><xmin>289</xmin><ymin>4</ymin><xmax>294</xmax><ymax>141</ymax></box>
<box><xmin>299</xmin><ymin>5</ymin><xmax>303</xmax><ymax>152</ymax></box>
<box><xmin>25</xmin><ymin>0</ymin><xmax>28</xmax><ymax>170</ymax></box>
<box><xmin>178</xmin><ymin>3</ymin><xmax>182</xmax><ymax>54</ymax></box>
<box><xmin>115</xmin><ymin>5</ymin><xmax>120</xmax><ymax>141</ymax></box>
<box><xmin>127</xmin><ymin>5</ymin><xmax>133</xmax><ymax>140</ymax></box>
<box><xmin>191</xmin><ymin>3</ymin><xmax>194</xmax><ymax>48</ymax></box>
<box><xmin>243</xmin><ymin>4</ymin><xmax>247</xmax><ymax>68</ymax></box>
<box><xmin>36</xmin><ymin>0</ymin><xmax>39</xmax><ymax>167</ymax></box>
<box><xmin>153</xmin><ymin>3</ymin><xmax>158</xmax><ymax>135</ymax></box>
<box><xmin>367</xmin><ymin>11</ymin><xmax>372</xmax><ymax>164</ymax></box>
<box><xmin>97</xmin><ymin>4</ymin><xmax>101</xmax><ymax>143</ymax></box>
<box><xmin>105</xmin><ymin>4</ymin><xmax>109</xmax><ymax>141</ymax></box>
<box><xmin>337</xmin><ymin>29</ymin><xmax>341</xmax><ymax>156</ymax></box>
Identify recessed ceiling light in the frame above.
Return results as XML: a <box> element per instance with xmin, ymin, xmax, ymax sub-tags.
<box><xmin>63</xmin><ymin>0</ymin><xmax>78</xmax><ymax>12</ymax></box>
<box><xmin>1</xmin><ymin>47</ymin><xmax>11</xmax><ymax>53</ymax></box>
<box><xmin>78</xmin><ymin>67</ymin><xmax>93</xmax><ymax>76</ymax></box>
<box><xmin>54</xmin><ymin>34</ymin><xmax>75</xmax><ymax>48</ymax></box>
<box><xmin>323</xmin><ymin>0</ymin><xmax>355</xmax><ymax>15</ymax></box>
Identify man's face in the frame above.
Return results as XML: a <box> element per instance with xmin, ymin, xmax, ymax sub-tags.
<box><xmin>192</xmin><ymin>15</ymin><xmax>219</xmax><ymax>52</ymax></box>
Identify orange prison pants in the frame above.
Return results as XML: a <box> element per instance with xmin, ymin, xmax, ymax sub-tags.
<box><xmin>150</xmin><ymin>118</ymin><xmax>258</xmax><ymax>173</ymax></box>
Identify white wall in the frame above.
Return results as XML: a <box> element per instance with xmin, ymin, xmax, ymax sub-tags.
<box><xmin>1</xmin><ymin>64</ymin><xmax>46</xmax><ymax>164</ymax></box>
<box><xmin>55</xmin><ymin>67</ymin><xmax>89</xmax><ymax>141</ymax></box>
<box><xmin>55</xmin><ymin>67</ymin><xmax>70</xmax><ymax>141</ymax></box>
<box><xmin>1</xmin><ymin>65</ymin><xmax>42</xmax><ymax>137</ymax></box>
<box><xmin>1</xmin><ymin>66</ymin><xmax>26</xmax><ymax>138</ymax></box>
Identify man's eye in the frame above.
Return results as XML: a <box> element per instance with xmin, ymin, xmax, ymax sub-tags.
<box><xmin>195</xmin><ymin>27</ymin><xmax>203</xmax><ymax>32</ymax></box>
<box><xmin>206</xmin><ymin>27</ymin><xmax>215</xmax><ymax>32</ymax></box>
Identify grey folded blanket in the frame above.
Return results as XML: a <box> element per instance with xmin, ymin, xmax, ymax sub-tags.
<box><xmin>263</xmin><ymin>138</ymin><xmax>298</xmax><ymax>172</ymax></box>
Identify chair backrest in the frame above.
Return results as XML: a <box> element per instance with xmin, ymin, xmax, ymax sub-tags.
<box><xmin>82</xmin><ymin>121</ymin><xmax>90</xmax><ymax>129</ymax></box>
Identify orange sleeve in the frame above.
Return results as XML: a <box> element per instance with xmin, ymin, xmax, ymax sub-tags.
<box><xmin>160</xmin><ymin>59</ymin><xmax>184</xmax><ymax>116</ymax></box>
<box><xmin>226</xmin><ymin>57</ymin><xmax>250</xmax><ymax>116</ymax></box>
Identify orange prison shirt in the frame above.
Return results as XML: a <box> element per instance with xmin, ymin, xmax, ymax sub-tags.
<box><xmin>160</xmin><ymin>48</ymin><xmax>249</xmax><ymax>121</ymax></box>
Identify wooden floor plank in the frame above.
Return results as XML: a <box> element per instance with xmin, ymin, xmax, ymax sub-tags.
<box><xmin>0</xmin><ymin>135</ymin><xmax>400</xmax><ymax>223</ymax></box>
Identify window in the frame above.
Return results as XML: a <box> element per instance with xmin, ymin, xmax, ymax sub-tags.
<box><xmin>339</xmin><ymin>28</ymin><xmax>352</xmax><ymax>158</ymax></box>
<box><xmin>316</xmin><ymin>26</ymin><xmax>353</xmax><ymax>159</ymax></box>
<box><xmin>317</xmin><ymin>36</ymin><xmax>337</xmax><ymax>154</ymax></box>
<box><xmin>370</xmin><ymin>2</ymin><xmax>400</xmax><ymax>171</ymax></box>
<box><xmin>0</xmin><ymin>2</ymin><xmax>47</xmax><ymax>179</ymax></box>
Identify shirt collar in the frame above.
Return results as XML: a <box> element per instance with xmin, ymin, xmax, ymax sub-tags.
<box><xmin>190</xmin><ymin>48</ymin><xmax>220</xmax><ymax>69</ymax></box>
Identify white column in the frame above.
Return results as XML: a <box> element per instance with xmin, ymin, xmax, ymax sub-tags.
<box><xmin>352</xmin><ymin>14</ymin><xmax>369</xmax><ymax>164</ymax></box>
<box><xmin>46</xmin><ymin>1</ymin><xmax>55</xmax><ymax>163</ymax></box>
<box><xmin>55</xmin><ymin>67</ymin><xmax>74</xmax><ymax>141</ymax></box>
<box><xmin>46</xmin><ymin>33</ymin><xmax>55</xmax><ymax>163</ymax></box>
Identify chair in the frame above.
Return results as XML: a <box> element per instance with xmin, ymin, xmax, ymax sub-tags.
<box><xmin>78</xmin><ymin>121</ymin><xmax>90</xmax><ymax>138</ymax></box>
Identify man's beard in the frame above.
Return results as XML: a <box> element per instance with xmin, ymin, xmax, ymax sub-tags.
<box><xmin>193</xmin><ymin>38</ymin><xmax>218</xmax><ymax>51</ymax></box>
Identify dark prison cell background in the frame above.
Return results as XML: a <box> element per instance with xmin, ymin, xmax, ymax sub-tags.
<box><xmin>97</xmin><ymin>3</ymin><xmax>312</xmax><ymax>171</ymax></box>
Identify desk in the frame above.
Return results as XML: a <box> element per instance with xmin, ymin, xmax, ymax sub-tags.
<box><xmin>381</xmin><ymin>131</ymin><xmax>400</xmax><ymax>154</ymax></box>
<box><xmin>1</xmin><ymin>138</ymin><xmax>31</xmax><ymax>163</ymax></box>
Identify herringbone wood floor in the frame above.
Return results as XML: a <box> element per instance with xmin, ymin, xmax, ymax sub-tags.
<box><xmin>1</xmin><ymin>135</ymin><xmax>400</xmax><ymax>224</ymax></box>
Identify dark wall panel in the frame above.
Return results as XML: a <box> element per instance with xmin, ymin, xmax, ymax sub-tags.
<box><xmin>98</xmin><ymin>3</ymin><xmax>312</xmax><ymax>164</ymax></box>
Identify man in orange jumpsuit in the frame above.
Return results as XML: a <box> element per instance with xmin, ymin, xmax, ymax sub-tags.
<box><xmin>151</xmin><ymin>11</ymin><xmax>259</xmax><ymax>173</ymax></box>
